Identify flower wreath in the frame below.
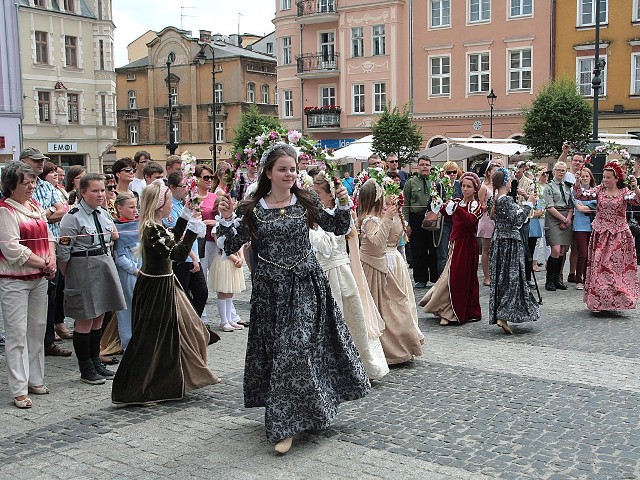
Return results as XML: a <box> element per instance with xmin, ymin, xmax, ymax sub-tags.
<box><xmin>589</xmin><ymin>142</ymin><xmax>636</xmax><ymax>186</ymax></box>
<box><xmin>497</xmin><ymin>166</ymin><xmax>510</xmax><ymax>186</ymax></box>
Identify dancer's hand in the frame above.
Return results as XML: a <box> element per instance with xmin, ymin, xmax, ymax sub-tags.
<box><xmin>527</xmin><ymin>192</ymin><xmax>538</xmax><ymax>204</ymax></box>
<box><xmin>335</xmin><ymin>186</ymin><xmax>349</xmax><ymax>203</ymax></box>
<box><xmin>218</xmin><ymin>193</ymin><xmax>234</xmax><ymax>219</ymax></box>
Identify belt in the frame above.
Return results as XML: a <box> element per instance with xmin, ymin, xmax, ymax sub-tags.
<box><xmin>70</xmin><ymin>248</ymin><xmax>109</xmax><ymax>257</ymax></box>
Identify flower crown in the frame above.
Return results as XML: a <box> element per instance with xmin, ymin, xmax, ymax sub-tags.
<box><xmin>604</xmin><ymin>161</ymin><xmax>625</xmax><ymax>181</ymax></box>
<box><xmin>497</xmin><ymin>166</ymin><xmax>510</xmax><ymax>186</ymax></box>
<box><xmin>259</xmin><ymin>142</ymin><xmax>292</xmax><ymax>165</ymax></box>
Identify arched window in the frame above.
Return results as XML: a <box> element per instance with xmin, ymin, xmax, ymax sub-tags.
<box><xmin>261</xmin><ymin>84</ymin><xmax>269</xmax><ymax>104</ymax></box>
<box><xmin>128</xmin><ymin>90</ymin><xmax>136</xmax><ymax>109</ymax></box>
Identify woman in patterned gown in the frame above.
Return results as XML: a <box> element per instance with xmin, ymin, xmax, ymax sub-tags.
<box><xmin>420</xmin><ymin>172</ymin><xmax>483</xmax><ymax>325</ymax></box>
<box><xmin>573</xmin><ymin>161</ymin><xmax>640</xmax><ymax>312</ymax></box>
<box><xmin>216</xmin><ymin>143</ymin><xmax>370</xmax><ymax>455</ymax></box>
<box><xmin>489</xmin><ymin>168</ymin><xmax>540</xmax><ymax>334</ymax></box>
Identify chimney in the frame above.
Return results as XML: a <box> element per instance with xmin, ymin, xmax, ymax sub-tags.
<box><xmin>199</xmin><ymin>30</ymin><xmax>211</xmax><ymax>42</ymax></box>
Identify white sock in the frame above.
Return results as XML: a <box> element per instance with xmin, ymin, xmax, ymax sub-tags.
<box><xmin>217</xmin><ymin>299</ymin><xmax>228</xmax><ymax>325</ymax></box>
<box><xmin>225</xmin><ymin>298</ymin><xmax>234</xmax><ymax>324</ymax></box>
<box><xmin>230</xmin><ymin>301</ymin><xmax>240</xmax><ymax>321</ymax></box>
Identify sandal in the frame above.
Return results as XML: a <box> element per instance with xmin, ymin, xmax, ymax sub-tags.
<box><xmin>14</xmin><ymin>396</ymin><xmax>33</xmax><ymax>409</ymax></box>
<box><xmin>54</xmin><ymin>329</ymin><xmax>73</xmax><ymax>340</ymax></box>
<box><xmin>100</xmin><ymin>355</ymin><xmax>119</xmax><ymax>365</ymax></box>
<box><xmin>28</xmin><ymin>385</ymin><xmax>51</xmax><ymax>395</ymax></box>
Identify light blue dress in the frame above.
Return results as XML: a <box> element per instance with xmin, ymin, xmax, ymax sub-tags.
<box><xmin>113</xmin><ymin>219</ymin><xmax>141</xmax><ymax>350</ymax></box>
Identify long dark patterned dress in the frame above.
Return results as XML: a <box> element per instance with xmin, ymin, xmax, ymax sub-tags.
<box><xmin>217</xmin><ymin>192</ymin><xmax>370</xmax><ymax>443</ymax></box>
<box><xmin>489</xmin><ymin>195</ymin><xmax>539</xmax><ymax>325</ymax></box>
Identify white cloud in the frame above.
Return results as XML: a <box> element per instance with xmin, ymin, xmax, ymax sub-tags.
<box><xmin>112</xmin><ymin>0</ymin><xmax>276</xmax><ymax>67</ymax></box>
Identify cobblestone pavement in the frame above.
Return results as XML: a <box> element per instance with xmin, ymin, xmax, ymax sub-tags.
<box><xmin>2</xmin><ymin>267</ymin><xmax>640</xmax><ymax>479</ymax></box>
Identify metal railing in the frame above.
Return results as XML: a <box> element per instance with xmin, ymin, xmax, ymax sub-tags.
<box><xmin>297</xmin><ymin>0</ymin><xmax>337</xmax><ymax>16</ymax></box>
<box><xmin>296</xmin><ymin>52</ymin><xmax>339</xmax><ymax>74</ymax></box>
<box><xmin>306</xmin><ymin>111</ymin><xmax>340</xmax><ymax>128</ymax></box>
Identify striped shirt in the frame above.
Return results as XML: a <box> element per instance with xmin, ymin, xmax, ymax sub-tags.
<box><xmin>32</xmin><ymin>178</ymin><xmax>62</xmax><ymax>239</ymax></box>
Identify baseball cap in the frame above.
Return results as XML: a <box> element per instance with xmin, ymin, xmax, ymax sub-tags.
<box><xmin>19</xmin><ymin>147</ymin><xmax>49</xmax><ymax>160</ymax></box>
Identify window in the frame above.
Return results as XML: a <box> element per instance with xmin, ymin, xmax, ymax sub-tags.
<box><xmin>468</xmin><ymin>52</ymin><xmax>490</xmax><ymax>93</ymax></box>
<box><xmin>352</xmin><ymin>84</ymin><xmax>365</xmax><ymax>113</ymax></box>
<box><xmin>281</xmin><ymin>0</ymin><xmax>291</xmax><ymax>10</ymax></box>
<box><xmin>266</xmin><ymin>42</ymin><xmax>274</xmax><ymax>55</ymax></box>
<box><xmin>100</xmin><ymin>94</ymin><xmax>106</xmax><ymax>125</ymax></box>
<box><xmin>430</xmin><ymin>56</ymin><xmax>451</xmax><ymax>96</ymax></box>
<box><xmin>128</xmin><ymin>90</ymin><xmax>136</xmax><ymax>109</ymax></box>
<box><xmin>38</xmin><ymin>91</ymin><xmax>51</xmax><ymax>122</ymax></box>
<box><xmin>633</xmin><ymin>54</ymin><xmax>640</xmax><ymax>94</ymax></box>
<box><xmin>635</xmin><ymin>0</ymin><xmax>640</xmax><ymax>22</ymax></box>
<box><xmin>431</xmin><ymin>0</ymin><xmax>451</xmax><ymax>28</ymax></box>
<box><xmin>319</xmin><ymin>0</ymin><xmax>335</xmax><ymax>12</ymax></box>
<box><xmin>351</xmin><ymin>27</ymin><xmax>364</xmax><ymax>58</ymax></box>
<box><xmin>508</xmin><ymin>48</ymin><xmax>532</xmax><ymax>91</ymax></box>
<box><xmin>129</xmin><ymin>124</ymin><xmax>138</xmax><ymax>145</ymax></box>
<box><xmin>65</xmin><ymin>36</ymin><xmax>77</xmax><ymax>67</ymax></box>
<box><xmin>282</xmin><ymin>37</ymin><xmax>292</xmax><ymax>65</ymax></box>
<box><xmin>215</xmin><ymin>122</ymin><xmax>225</xmax><ymax>142</ymax></box>
<box><xmin>247</xmin><ymin>82</ymin><xmax>255</xmax><ymax>103</ymax></box>
<box><xmin>67</xmin><ymin>93</ymin><xmax>79</xmax><ymax>123</ymax></box>
<box><xmin>510</xmin><ymin>0</ymin><xmax>533</xmax><ymax>17</ymax></box>
<box><xmin>98</xmin><ymin>0</ymin><xmax>103</xmax><ymax>20</ymax></box>
<box><xmin>99</xmin><ymin>40</ymin><xmax>105</xmax><ymax>70</ymax></box>
<box><xmin>578</xmin><ymin>0</ymin><xmax>607</xmax><ymax>26</ymax></box>
<box><xmin>34</xmin><ymin>0</ymin><xmax>44</xmax><ymax>6</ymax></box>
<box><xmin>64</xmin><ymin>0</ymin><xmax>75</xmax><ymax>11</ymax></box>
<box><xmin>35</xmin><ymin>31</ymin><xmax>48</xmax><ymax>64</ymax></box>
<box><xmin>170</xmin><ymin>86</ymin><xmax>178</xmax><ymax>105</ymax></box>
<box><xmin>469</xmin><ymin>0</ymin><xmax>490</xmax><ymax>22</ymax></box>
<box><xmin>126</xmin><ymin>73</ymin><xmax>136</xmax><ymax>81</ymax></box>
<box><xmin>170</xmin><ymin>122</ymin><xmax>179</xmax><ymax>143</ymax></box>
<box><xmin>373</xmin><ymin>83</ymin><xmax>386</xmax><ymax>113</ymax></box>
<box><xmin>321</xmin><ymin>86</ymin><xmax>336</xmax><ymax>106</ymax></box>
<box><xmin>577</xmin><ymin>57</ymin><xmax>606</xmax><ymax>96</ymax></box>
<box><xmin>261</xmin><ymin>84</ymin><xmax>269</xmax><ymax>104</ymax></box>
<box><xmin>372</xmin><ymin>25</ymin><xmax>386</xmax><ymax>56</ymax></box>
<box><xmin>274</xmin><ymin>87</ymin><xmax>278</xmax><ymax>105</ymax></box>
<box><xmin>283</xmin><ymin>90</ymin><xmax>293</xmax><ymax>117</ymax></box>
<box><xmin>320</xmin><ymin>32</ymin><xmax>335</xmax><ymax>65</ymax></box>
<box><xmin>214</xmin><ymin>83</ymin><xmax>223</xmax><ymax>103</ymax></box>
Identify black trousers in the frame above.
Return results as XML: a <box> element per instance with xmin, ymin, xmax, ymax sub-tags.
<box><xmin>408</xmin><ymin>213</ymin><xmax>439</xmax><ymax>283</ymax></box>
<box><xmin>44</xmin><ymin>271</ymin><xmax>66</xmax><ymax>347</ymax></box>
<box><xmin>172</xmin><ymin>262</ymin><xmax>209</xmax><ymax>318</ymax></box>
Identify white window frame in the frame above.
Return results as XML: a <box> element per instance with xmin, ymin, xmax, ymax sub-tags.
<box><xmin>577</xmin><ymin>0</ymin><xmax>608</xmax><ymax>27</ymax></box>
<box><xmin>261</xmin><ymin>84</ymin><xmax>269</xmax><ymax>104</ymax></box>
<box><xmin>351</xmin><ymin>27</ymin><xmax>364</xmax><ymax>58</ymax></box>
<box><xmin>171</xmin><ymin>122</ymin><xmax>179</xmax><ymax>143</ymax></box>
<box><xmin>430</xmin><ymin>0</ymin><xmax>451</xmax><ymax>28</ymax></box>
<box><xmin>372</xmin><ymin>82</ymin><xmax>386</xmax><ymax>113</ymax></box>
<box><xmin>67</xmin><ymin>93</ymin><xmax>79</xmax><ymax>124</ymax></box>
<box><xmin>128</xmin><ymin>90</ymin><xmax>136</xmax><ymax>109</ymax></box>
<box><xmin>468</xmin><ymin>0</ymin><xmax>490</xmax><ymax>23</ymax></box>
<box><xmin>274</xmin><ymin>87</ymin><xmax>278</xmax><ymax>106</ymax></box>
<box><xmin>169</xmin><ymin>86</ymin><xmax>178</xmax><ymax>105</ymax></box>
<box><xmin>509</xmin><ymin>0</ymin><xmax>533</xmax><ymax>18</ymax></box>
<box><xmin>576</xmin><ymin>55</ymin><xmax>607</xmax><ymax>96</ymax></box>
<box><xmin>320</xmin><ymin>86</ymin><xmax>336</xmax><ymax>107</ymax></box>
<box><xmin>247</xmin><ymin>82</ymin><xmax>255</xmax><ymax>103</ymax></box>
<box><xmin>507</xmin><ymin>47</ymin><xmax>532</xmax><ymax>92</ymax></box>
<box><xmin>280</xmin><ymin>0</ymin><xmax>291</xmax><ymax>10</ymax></box>
<box><xmin>128</xmin><ymin>124</ymin><xmax>138</xmax><ymax>145</ymax></box>
<box><xmin>632</xmin><ymin>53</ymin><xmax>640</xmax><ymax>94</ymax></box>
<box><xmin>283</xmin><ymin>90</ymin><xmax>293</xmax><ymax>118</ymax></box>
<box><xmin>429</xmin><ymin>55</ymin><xmax>451</xmax><ymax>97</ymax></box>
<box><xmin>352</xmin><ymin>84</ymin><xmax>365</xmax><ymax>114</ymax></box>
<box><xmin>467</xmin><ymin>52</ymin><xmax>490</xmax><ymax>94</ymax></box>
<box><xmin>372</xmin><ymin>25</ymin><xmax>386</xmax><ymax>56</ymax></box>
<box><xmin>634</xmin><ymin>0</ymin><xmax>640</xmax><ymax>22</ymax></box>
<box><xmin>281</xmin><ymin>37</ymin><xmax>292</xmax><ymax>65</ymax></box>
<box><xmin>214</xmin><ymin>83</ymin><xmax>223</xmax><ymax>103</ymax></box>
<box><xmin>215</xmin><ymin>121</ymin><xmax>225</xmax><ymax>142</ymax></box>
<box><xmin>319</xmin><ymin>31</ymin><xmax>336</xmax><ymax>66</ymax></box>
<box><xmin>266</xmin><ymin>42</ymin><xmax>274</xmax><ymax>55</ymax></box>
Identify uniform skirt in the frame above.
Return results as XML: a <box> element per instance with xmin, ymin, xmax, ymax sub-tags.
<box><xmin>64</xmin><ymin>254</ymin><xmax>126</xmax><ymax>319</ymax></box>
<box><xmin>545</xmin><ymin>210</ymin><xmax>573</xmax><ymax>246</ymax></box>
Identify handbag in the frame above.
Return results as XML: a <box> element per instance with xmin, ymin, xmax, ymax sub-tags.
<box><xmin>628</xmin><ymin>217</ymin><xmax>640</xmax><ymax>237</ymax></box>
<box><xmin>421</xmin><ymin>210</ymin><xmax>442</xmax><ymax>231</ymax></box>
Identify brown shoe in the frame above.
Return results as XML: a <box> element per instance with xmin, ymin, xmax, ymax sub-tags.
<box><xmin>45</xmin><ymin>343</ymin><xmax>72</xmax><ymax>357</ymax></box>
<box><xmin>54</xmin><ymin>326</ymin><xmax>74</xmax><ymax>339</ymax></box>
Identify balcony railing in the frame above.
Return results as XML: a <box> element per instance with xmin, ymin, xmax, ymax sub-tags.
<box><xmin>306</xmin><ymin>111</ymin><xmax>340</xmax><ymax>129</ymax></box>
<box><xmin>297</xmin><ymin>0</ymin><xmax>337</xmax><ymax>17</ymax></box>
<box><xmin>296</xmin><ymin>52</ymin><xmax>339</xmax><ymax>76</ymax></box>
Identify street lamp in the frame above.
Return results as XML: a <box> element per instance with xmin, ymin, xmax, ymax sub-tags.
<box><xmin>166</xmin><ymin>53</ymin><xmax>178</xmax><ymax>155</ymax></box>
<box><xmin>591</xmin><ymin>0</ymin><xmax>604</xmax><ymax>146</ymax></box>
<box><xmin>196</xmin><ymin>44</ymin><xmax>218</xmax><ymax>171</ymax></box>
<box><xmin>487</xmin><ymin>89</ymin><xmax>497</xmax><ymax>139</ymax></box>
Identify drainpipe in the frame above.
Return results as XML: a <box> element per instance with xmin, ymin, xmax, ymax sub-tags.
<box><xmin>300</xmin><ymin>23</ymin><xmax>305</xmax><ymax>134</ymax></box>
<box><xmin>550</xmin><ymin>0</ymin><xmax>556</xmax><ymax>80</ymax></box>
<box><xmin>409</xmin><ymin>0</ymin><xmax>414</xmax><ymax>113</ymax></box>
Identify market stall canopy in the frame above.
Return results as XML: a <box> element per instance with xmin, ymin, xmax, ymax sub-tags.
<box><xmin>418</xmin><ymin>142</ymin><xmax>482</xmax><ymax>162</ymax></box>
<box><xmin>597</xmin><ymin>134</ymin><xmax>640</xmax><ymax>155</ymax></box>
<box><xmin>329</xmin><ymin>135</ymin><xmax>374</xmax><ymax>162</ymax></box>
<box><xmin>448</xmin><ymin>138</ymin><xmax>531</xmax><ymax>157</ymax></box>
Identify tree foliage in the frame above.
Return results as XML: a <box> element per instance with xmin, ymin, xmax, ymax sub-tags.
<box><xmin>371</xmin><ymin>104</ymin><xmax>424</xmax><ymax>166</ymax></box>
<box><xmin>522</xmin><ymin>77</ymin><xmax>592</xmax><ymax>159</ymax></box>
<box><xmin>231</xmin><ymin>104</ymin><xmax>283</xmax><ymax>155</ymax></box>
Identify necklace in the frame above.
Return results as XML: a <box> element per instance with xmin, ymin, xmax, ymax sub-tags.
<box><xmin>266</xmin><ymin>193</ymin><xmax>292</xmax><ymax>216</ymax></box>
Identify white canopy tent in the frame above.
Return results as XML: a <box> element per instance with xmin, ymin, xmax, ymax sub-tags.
<box><xmin>447</xmin><ymin>138</ymin><xmax>531</xmax><ymax>157</ymax></box>
<box><xmin>597</xmin><ymin>134</ymin><xmax>640</xmax><ymax>155</ymax></box>
<box><xmin>328</xmin><ymin>135</ymin><xmax>374</xmax><ymax>163</ymax></box>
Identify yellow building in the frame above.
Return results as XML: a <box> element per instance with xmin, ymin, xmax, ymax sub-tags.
<box><xmin>115</xmin><ymin>27</ymin><xmax>278</xmax><ymax>163</ymax></box>
<box><xmin>555</xmin><ymin>1</ymin><xmax>640</xmax><ymax>136</ymax></box>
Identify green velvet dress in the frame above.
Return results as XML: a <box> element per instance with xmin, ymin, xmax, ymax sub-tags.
<box><xmin>111</xmin><ymin>217</ymin><xmax>218</xmax><ymax>405</ymax></box>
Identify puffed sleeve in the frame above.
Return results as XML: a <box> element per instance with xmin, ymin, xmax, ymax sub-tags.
<box><xmin>146</xmin><ymin>220</ymin><xmax>197</xmax><ymax>262</ymax></box>
<box><xmin>310</xmin><ymin>190</ymin><xmax>351</xmax><ymax>236</ymax></box>
<box><xmin>216</xmin><ymin>212</ymin><xmax>251</xmax><ymax>258</ymax></box>
<box><xmin>360</xmin><ymin>216</ymin><xmax>392</xmax><ymax>248</ymax></box>
<box><xmin>623</xmin><ymin>187</ymin><xmax>640</xmax><ymax>206</ymax></box>
<box><xmin>572</xmin><ymin>183</ymin><xmax>600</xmax><ymax>202</ymax></box>
<box><xmin>502</xmin><ymin>197</ymin><xmax>532</xmax><ymax>228</ymax></box>
<box><xmin>57</xmin><ymin>211</ymin><xmax>78</xmax><ymax>262</ymax></box>
<box><xmin>309</xmin><ymin>226</ymin><xmax>338</xmax><ymax>259</ymax></box>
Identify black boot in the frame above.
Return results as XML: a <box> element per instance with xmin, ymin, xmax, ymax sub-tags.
<box><xmin>554</xmin><ymin>255</ymin><xmax>568</xmax><ymax>290</ymax></box>
<box><xmin>90</xmin><ymin>329</ymin><xmax>114</xmax><ymax>379</ymax></box>
<box><xmin>74</xmin><ymin>331</ymin><xmax>105</xmax><ymax>385</ymax></box>
<box><xmin>545</xmin><ymin>257</ymin><xmax>557</xmax><ymax>291</ymax></box>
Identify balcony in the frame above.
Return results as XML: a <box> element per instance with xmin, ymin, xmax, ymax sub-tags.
<box><xmin>305</xmin><ymin>106</ymin><xmax>341</xmax><ymax>129</ymax></box>
<box><xmin>296</xmin><ymin>0</ymin><xmax>339</xmax><ymax>24</ymax></box>
<box><xmin>296</xmin><ymin>52</ymin><xmax>339</xmax><ymax>79</ymax></box>
<box><xmin>207</xmin><ymin>104</ymin><xmax>228</xmax><ymax>119</ymax></box>
<box><xmin>123</xmin><ymin>110</ymin><xmax>138</xmax><ymax>120</ymax></box>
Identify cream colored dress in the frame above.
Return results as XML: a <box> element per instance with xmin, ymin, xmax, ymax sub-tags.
<box><xmin>310</xmin><ymin>227</ymin><xmax>389</xmax><ymax>380</ymax></box>
<box><xmin>359</xmin><ymin>215</ymin><xmax>423</xmax><ymax>365</ymax></box>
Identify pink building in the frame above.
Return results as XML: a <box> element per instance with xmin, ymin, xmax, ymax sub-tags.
<box><xmin>412</xmin><ymin>0</ymin><xmax>553</xmax><ymax>148</ymax></box>
<box><xmin>273</xmin><ymin>0</ymin><xmax>411</xmax><ymax>149</ymax></box>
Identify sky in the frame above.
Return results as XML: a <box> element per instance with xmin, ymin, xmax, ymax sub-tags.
<box><xmin>112</xmin><ymin>0</ymin><xmax>276</xmax><ymax>67</ymax></box>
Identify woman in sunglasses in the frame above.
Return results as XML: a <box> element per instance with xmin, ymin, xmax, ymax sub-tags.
<box><xmin>102</xmin><ymin>174</ymin><xmax>118</xmax><ymax>218</ymax></box>
<box><xmin>112</xmin><ymin>158</ymin><xmax>137</xmax><ymax>198</ymax></box>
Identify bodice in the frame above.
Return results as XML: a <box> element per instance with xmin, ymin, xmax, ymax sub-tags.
<box><xmin>385</xmin><ymin>216</ymin><xmax>404</xmax><ymax>250</ymax></box>
<box><xmin>592</xmin><ymin>189</ymin><xmax>632</xmax><ymax>234</ymax></box>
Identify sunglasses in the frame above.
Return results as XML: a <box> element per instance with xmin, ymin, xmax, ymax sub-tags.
<box><xmin>446</xmin><ymin>170</ymin><xmax>458</xmax><ymax>175</ymax></box>
<box><xmin>121</xmin><ymin>167</ymin><xmax>136</xmax><ymax>173</ymax></box>
<box><xmin>106</xmin><ymin>185</ymin><xmax>116</xmax><ymax>191</ymax></box>
<box><xmin>200</xmin><ymin>175</ymin><xmax>214</xmax><ymax>181</ymax></box>
<box><xmin>388</xmin><ymin>160</ymin><xmax>398</xmax><ymax>163</ymax></box>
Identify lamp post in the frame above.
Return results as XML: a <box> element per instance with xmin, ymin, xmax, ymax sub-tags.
<box><xmin>487</xmin><ymin>89</ymin><xmax>497</xmax><ymax>139</ymax></box>
<box><xmin>197</xmin><ymin>44</ymin><xmax>218</xmax><ymax>171</ymax></box>
<box><xmin>591</xmin><ymin>0</ymin><xmax>604</xmax><ymax>146</ymax></box>
<box><xmin>166</xmin><ymin>54</ymin><xmax>178</xmax><ymax>155</ymax></box>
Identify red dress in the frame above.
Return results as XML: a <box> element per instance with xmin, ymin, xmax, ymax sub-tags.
<box><xmin>420</xmin><ymin>200</ymin><xmax>482</xmax><ymax>323</ymax></box>
<box><xmin>573</xmin><ymin>184</ymin><xmax>640</xmax><ymax>311</ymax></box>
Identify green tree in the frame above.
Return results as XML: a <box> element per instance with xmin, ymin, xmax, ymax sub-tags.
<box><xmin>371</xmin><ymin>104</ymin><xmax>423</xmax><ymax>167</ymax></box>
<box><xmin>231</xmin><ymin>104</ymin><xmax>283</xmax><ymax>156</ymax></box>
<box><xmin>522</xmin><ymin>76</ymin><xmax>592</xmax><ymax>159</ymax></box>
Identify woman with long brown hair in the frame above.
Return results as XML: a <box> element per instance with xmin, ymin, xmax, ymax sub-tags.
<box><xmin>217</xmin><ymin>143</ymin><xmax>369</xmax><ymax>455</ymax></box>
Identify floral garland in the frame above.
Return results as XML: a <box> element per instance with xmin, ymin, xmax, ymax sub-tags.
<box><xmin>427</xmin><ymin>166</ymin><xmax>454</xmax><ymax>212</ymax></box>
<box><xmin>588</xmin><ymin>142</ymin><xmax>636</xmax><ymax>186</ymax></box>
<box><xmin>180</xmin><ymin>151</ymin><xmax>200</xmax><ymax>211</ymax></box>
